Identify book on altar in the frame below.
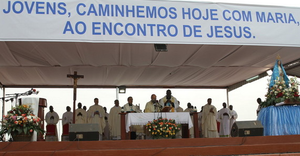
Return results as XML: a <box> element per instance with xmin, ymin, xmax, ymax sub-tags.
<box><xmin>161</xmin><ymin>106</ymin><xmax>172</xmax><ymax>112</ymax></box>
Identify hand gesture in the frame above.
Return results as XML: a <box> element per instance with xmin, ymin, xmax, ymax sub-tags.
<box><xmin>94</xmin><ymin>111</ymin><xmax>100</xmax><ymax>115</ymax></box>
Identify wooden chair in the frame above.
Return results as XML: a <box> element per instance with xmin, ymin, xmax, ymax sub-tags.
<box><xmin>62</xmin><ymin>124</ymin><xmax>69</xmax><ymax>136</ymax></box>
<box><xmin>46</xmin><ymin>125</ymin><xmax>56</xmax><ymax>136</ymax></box>
<box><xmin>61</xmin><ymin>124</ymin><xmax>69</xmax><ymax>141</ymax></box>
<box><xmin>45</xmin><ymin>124</ymin><xmax>57</xmax><ymax>141</ymax></box>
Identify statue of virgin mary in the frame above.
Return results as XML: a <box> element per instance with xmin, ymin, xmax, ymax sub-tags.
<box><xmin>269</xmin><ymin>57</ymin><xmax>289</xmax><ymax>88</ymax></box>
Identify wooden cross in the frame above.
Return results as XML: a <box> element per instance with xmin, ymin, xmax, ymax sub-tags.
<box><xmin>67</xmin><ymin>71</ymin><xmax>84</xmax><ymax>123</ymax></box>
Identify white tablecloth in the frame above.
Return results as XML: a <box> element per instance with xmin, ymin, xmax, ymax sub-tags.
<box><xmin>126</xmin><ymin>112</ymin><xmax>193</xmax><ymax>132</ymax></box>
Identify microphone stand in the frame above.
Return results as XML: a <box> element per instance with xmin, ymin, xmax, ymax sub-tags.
<box><xmin>153</xmin><ymin>102</ymin><xmax>158</xmax><ymax>120</ymax></box>
<box><xmin>153</xmin><ymin>101</ymin><xmax>162</xmax><ymax>120</ymax></box>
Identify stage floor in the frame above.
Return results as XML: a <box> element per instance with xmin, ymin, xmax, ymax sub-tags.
<box><xmin>1</xmin><ymin>135</ymin><xmax>300</xmax><ymax>156</ymax></box>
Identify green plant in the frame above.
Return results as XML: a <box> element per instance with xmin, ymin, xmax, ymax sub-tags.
<box><xmin>0</xmin><ymin>105</ymin><xmax>44</xmax><ymax>136</ymax></box>
<box><xmin>145</xmin><ymin>117</ymin><xmax>181</xmax><ymax>139</ymax></box>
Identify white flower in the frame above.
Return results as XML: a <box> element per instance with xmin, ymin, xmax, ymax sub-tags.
<box><xmin>27</xmin><ymin>116</ymin><xmax>33</xmax><ymax>122</ymax></box>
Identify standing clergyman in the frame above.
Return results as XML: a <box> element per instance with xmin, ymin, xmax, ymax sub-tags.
<box><xmin>202</xmin><ymin>98</ymin><xmax>219</xmax><ymax>138</ymax></box>
<box><xmin>218</xmin><ymin>102</ymin><xmax>231</xmax><ymax>137</ymax></box>
<box><xmin>45</xmin><ymin>105</ymin><xmax>59</xmax><ymax>141</ymax></box>
<box><xmin>75</xmin><ymin>102</ymin><xmax>87</xmax><ymax>124</ymax></box>
<box><xmin>108</xmin><ymin>100</ymin><xmax>122</xmax><ymax>140</ymax></box>
<box><xmin>87</xmin><ymin>98</ymin><xmax>106</xmax><ymax>140</ymax></box>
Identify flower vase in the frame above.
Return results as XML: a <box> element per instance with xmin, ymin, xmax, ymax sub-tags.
<box><xmin>11</xmin><ymin>133</ymin><xmax>32</xmax><ymax>142</ymax></box>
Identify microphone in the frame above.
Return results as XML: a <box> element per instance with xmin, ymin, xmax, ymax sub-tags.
<box><xmin>152</xmin><ymin>100</ymin><xmax>158</xmax><ymax>104</ymax></box>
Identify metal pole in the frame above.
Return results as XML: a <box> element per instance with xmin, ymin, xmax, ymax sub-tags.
<box><xmin>116</xmin><ymin>87</ymin><xmax>119</xmax><ymax>100</ymax></box>
<box><xmin>1</xmin><ymin>88</ymin><xmax>5</xmax><ymax>141</ymax></box>
<box><xmin>2</xmin><ymin>87</ymin><xmax>5</xmax><ymax>125</ymax></box>
<box><xmin>226</xmin><ymin>88</ymin><xmax>229</xmax><ymax>107</ymax></box>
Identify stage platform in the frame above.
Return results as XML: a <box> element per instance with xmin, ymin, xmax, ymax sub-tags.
<box><xmin>1</xmin><ymin>135</ymin><xmax>300</xmax><ymax>156</ymax></box>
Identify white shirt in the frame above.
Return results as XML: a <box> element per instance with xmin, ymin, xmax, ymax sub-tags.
<box><xmin>62</xmin><ymin>111</ymin><xmax>73</xmax><ymax>125</ymax></box>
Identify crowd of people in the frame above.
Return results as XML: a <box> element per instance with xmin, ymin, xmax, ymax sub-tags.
<box><xmin>44</xmin><ymin>89</ymin><xmax>238</xmax><ymax>141</ymax></box>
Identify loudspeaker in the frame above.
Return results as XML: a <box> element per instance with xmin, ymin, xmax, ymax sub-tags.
<box><xmin>69</xmin><ymin>124</ymin><xmax>99</xmax><ymax>141</ymax></box>
<box><xmin>231</xmin><ymin>121</ymin><xmax>263</xmax><ymax>137</ymax></box>
<box><xmin>154</xmin><ymin>44</ymin><xmax>168</xmax><ymax>52</ymax></box>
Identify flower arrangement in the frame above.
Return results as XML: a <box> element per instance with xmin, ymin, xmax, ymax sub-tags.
<box><xmin>261</xmin><ymin>76</ymin><xmax>300</xmax><ymax>107</ymax></box>
<box><xmin>146</xmin><ymin>117</ymin><xmax>181</xmax><ymax>139</ymax></box>
<box><xmin>284</xmin><ymin>77</ymin><xmax>300</xmax><ymax>101</ymax></box>
<box><xmin>0</xmin><ymin>105</ymin><xmax>45</xmax><ymax>136</ymax></box>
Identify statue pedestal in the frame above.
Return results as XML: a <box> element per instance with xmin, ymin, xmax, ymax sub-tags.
<box><xmin>258</xmin><ymin>105</ymin><xmax>300</xmax><ymax>136</ymax></box>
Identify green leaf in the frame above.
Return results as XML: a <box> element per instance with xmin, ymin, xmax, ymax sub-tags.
<box><xmin>24</xmin><ymin>127</ymin><xmax>28</xmax><ymax>134</ymax></box>
<box><xmin>16</xmin><ymin>127</ymin><xmax>22</xmax><ymax>134</ymax></box>
<box><xmin>7</xmin><ymin>128</ymin><xmax>12</xmax><ymax>134</ymax></box>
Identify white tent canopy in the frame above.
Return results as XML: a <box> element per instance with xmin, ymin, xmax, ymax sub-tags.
<box><xmin>1</xmin><ymin>0</ymin><xmax>300</xmax><ymax>89</ymax></box>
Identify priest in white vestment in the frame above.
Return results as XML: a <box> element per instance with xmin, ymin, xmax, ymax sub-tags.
<box><xmin>144</xmin><ymin>94</ymin><xmax>160</xmax><ymax>113</ymax></box>
<box><xmin>75</xmin><ymin>102</ymin><xmax>87</xmax><ymax>124</ymax></box>
<box><xmin>229</xmin><ymin>105</ymin><xmax>238</xmax><ymax>132</ymax></box>
<box><xmin>159</xmin><ymin>90</ymin><xmax>179</xmax><ymax>112</ymax></box>
<box><xmin>176</xmin><ymin>101</ymin><xmax>184</xmax><ymax>112</ymax></box>
<box><xmin>62</xmin><ymin>106</ymin><xmax>73</xmax><ymax>141</ymax></box>
<box><xmin>123</xmin><ymin>96</ymin><xmax>140</xmax><ymax>112</ymax></box>
<box><xmin>45</xmin><ymin>106</ymin><xmax>59</xmax><ymax>141</ymax></box>
<box><xmin>218</xmin><ymin>103</ymin><xmax>231</xmax><ymax>137</ymax></box>
<box><xmin>87</xmin><ymin>98</ymin><xmax>106</xmax><ymax>140</ymax></box>
<box><xmin>144</xmin><ymin>94</ymin><xmax>160</xmax><ymax>139</ymax></box>
<box><xmin>108</xmin><ymin>100</ymin><xmax>122</xmax><ymax>140</ymax></box>
<box><xmin>184</xmin><ymin>102</ymin><xmax>194</xmax><ymax>138</ymax></box>
<box><xmin>123</xmin><ymin>96</ymin><xmax>143</xmax><ymax>139</ymax></box>
<box><xmin>62</xmin><ymin>106</ymin><xmax>73</xmax><ymax>125</ymax></box>
<box><xmin>202</xmin><ymin>98</ymin><xmax>219</xmax><ymax>138</ymax></box>
<box><xmin>184</xmin><ymin>102</ymin><xmax>194</xmax><ymax>113</ymax></box>
<box><xmin>103</xmin><ymin>107</ymin><xmax>110</xmax><ymax>140</ymax></box>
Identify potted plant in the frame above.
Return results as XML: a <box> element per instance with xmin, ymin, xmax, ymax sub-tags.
<box><xmin>146</xmin><ymin>117</ymin><xmax>181</xmax><ymax>139</ymax></box>
<box><xmin>0</xmin><ymin>104</ymin><xmax>45</xmax><ymax>141</ymax></box>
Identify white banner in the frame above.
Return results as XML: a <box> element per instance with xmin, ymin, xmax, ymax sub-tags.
<box><xmin>0</xmin><ymin>0</ymin><xmax>300</xmax><ymax>46</ymax></box>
